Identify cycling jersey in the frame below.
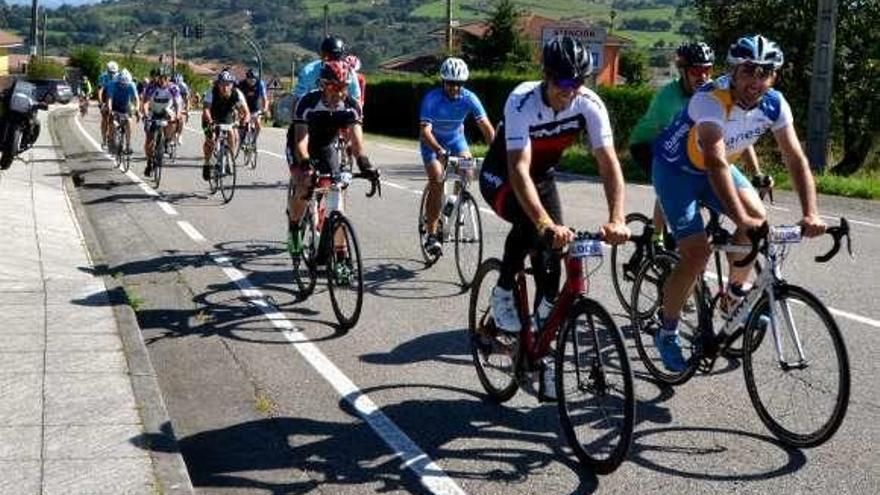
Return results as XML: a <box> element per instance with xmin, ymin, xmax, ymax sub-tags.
<box><xmin>236</xmin><ymin>79</ymin><xmax>266</xmax><ymax>112</ymax></box>
<box><xmin>97</xmin><ymin>71</ymin><xmax>116</xmax><ymax>101</ymax></box>
<box><xmin>293</xmin><ymin>89</ymin><xmax>362</xmax><ymax>153</ymax></box>
<box><xmin>292</xmin><ymin>60</ymin><xmax>360</xmax><ymax>101</ymax></box>
<box><xmin>204</xmin><ymin>85</ymin><xmax>246</xmax><ymax>124</ymax></box>
<box><xmin>143</xmin><ymin>82</ymin><xmax>182</xmax><ymax>118</ymax></box>
<box><xmin>481</xmin><ymin>81</ymin><xmax>614</xmax><ymax>186</ymax></box>
<box><xmin>629</xmin><ymin>79</ymin><xmax>689</xmax><ymax>146</ymax></box>
<box><xmin>107</xmin><ymin>81</ymin><xmax>138</xmax><ymax>114</ymax></box>
<box><xmin>419</xmin><ymin>86</ymin><xmax>487</xmax><ymax>163</ymax></box>
<box><xmin>654</xmin><ymin>75</ymin><xmax>792</xmax><ymax>174</ymax></box>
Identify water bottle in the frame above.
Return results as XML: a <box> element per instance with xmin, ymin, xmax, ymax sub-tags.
<box><xmin>442</xmin><ymin>194</ymin><xmax>457</xmax><ymax>217</ymax></box>
<box><xmin>327</xmin><ymin>187</ymin><xmax>343</xmax><ymax>213</ymax></box>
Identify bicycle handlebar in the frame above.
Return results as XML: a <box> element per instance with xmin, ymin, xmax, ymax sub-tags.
<box><xmin>732</xmin><ymin>218</ymin><xmax>853</xmax><ymax>267</ymax></box>
<box><xmin>816</xmin><ymin>217</ymin><xmax>852</xmax><ymax>263</ymax></box>
<box><xmin>353</xmin><ymin>170</ymin><xmax>382</xmax><ymax>198</ymax></box>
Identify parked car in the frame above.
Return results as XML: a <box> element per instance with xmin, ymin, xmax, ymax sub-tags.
<box><xmin>31</xmin><ymin>79</ymin><xmax>73</xmax><ymax>104</ymax></box>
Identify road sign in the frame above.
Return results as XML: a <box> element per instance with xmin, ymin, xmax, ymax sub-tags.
<box><xmin>541</xmin><ymin>25</ymin><xmax>607</xmax><ymax>72</ymax></box>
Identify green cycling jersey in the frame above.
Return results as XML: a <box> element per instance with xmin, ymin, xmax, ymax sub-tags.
<box><xmin>628</xmin><ymin>78</ymin><xmax>689</xmax><ymax>146</ymax></box>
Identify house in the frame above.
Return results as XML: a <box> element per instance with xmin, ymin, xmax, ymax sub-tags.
<box><xmin>383</xmin><ymin>12</ymin><xmax>632</xmax><ymax>85</ymax></box>
<box><xmin>0</xmin><ymin>30</ymin><xmax>24</xmax><ymax>77</ymax></box>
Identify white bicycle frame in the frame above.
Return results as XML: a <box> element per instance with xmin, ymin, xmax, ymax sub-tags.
<box><xmin>439</xmin><ymin>157</ymin><xmax>482</xmax><ymax>240</ymax></box>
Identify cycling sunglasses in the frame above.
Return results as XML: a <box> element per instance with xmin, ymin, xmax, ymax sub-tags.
<box><xmin>739</xmin><ymin>63</ymin><xmax>777</xmax><ymax>79</ymax></box>
<box><xmin>552</xmin><ymin>77</ymin><xmax>585</xmax><ymax>91</ymax></box>
<box><xmin>443</xmin><ymin>80</ymin><xmax>463</xmax><ymax>88</ymax></box>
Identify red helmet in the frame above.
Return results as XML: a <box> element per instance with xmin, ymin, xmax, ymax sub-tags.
<box><xmin>319</xmin><ymin>60</ymin><xmax>350</xmax><ymax>84</ymax></box>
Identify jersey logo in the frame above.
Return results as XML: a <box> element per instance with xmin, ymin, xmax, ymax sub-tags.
<box><xmin>514</xmin><ymin>90</ymin><xmax>535</xmax><ymax>113</ymax></box>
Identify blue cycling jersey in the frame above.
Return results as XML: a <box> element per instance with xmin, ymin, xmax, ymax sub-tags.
<box><xmin>107</xmin><ymin>81</ymin><xmax>138</xmax><ymax>112</ymax></box>
<box><xmin>97</xmin><ymin>72</ymin><xmax>116</xmax><ymax>94</ymax></box>
<box><xmin>419</xmin><ymin>87</ymin><xmax>487</xmax><ymax>139</ymax></box>
<box><xmin>292</xmin><ymin>60</ymin><xmax>360</xmax><ymax>100</ymax></box>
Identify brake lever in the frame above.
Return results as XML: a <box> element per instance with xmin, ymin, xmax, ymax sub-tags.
<box><xmin>733</xmin><ymin>222</ymin><xmax>768</xmax><ymax>267</ymax></box>
<box><xmin>815</xmin><ymin>217</ymin><xmax>852</xmax><ymax>263</ymax></box>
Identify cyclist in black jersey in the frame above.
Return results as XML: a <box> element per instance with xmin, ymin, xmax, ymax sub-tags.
<box><xmin>479</xmin><ymin>35</ymin><xmax>630</xmax><ymax>337</ymax></box>
<box><xmin>201</xmin><ymin>70</ymin><xmax>249</xmax><ymax>180</ymax></box>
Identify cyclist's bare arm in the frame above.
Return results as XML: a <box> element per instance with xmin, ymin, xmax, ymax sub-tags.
<box><xmin>419</xmin><ymin>122</ymin><xmax>445</xmax><ymax>156</ymax></box>
<box><xmin>236</xmin><ymin>101</ymin><xmax>251</xmax><ymax>125</ymax></box>
<box><xmin>740</xmin><ymin>145</ymin><xmax>762</xmax><ymax>175</ymax></box>
<box><xmin>701</xmin><ymin>122</ymin><xmax>760</xmax><ymax>229</ymax></box>
<box><xmin>593</xmin><ymin>145</ymin><xmax>628</xmax><ymax>243</ymax></box>
<box><xmin>349</xmin><ymin>122</ymin><xmax>366</xmax><ymax>158</ymax></box>
<box><xmin>506</xmin><ymin>146</ymin><xmax>572</xmax><ymax>248</ymax></box>
<box><xmin>293</xmin><ymin>123</ymin><xmax>309</xmax><ymax>162</ymax></box>
<box><xmin>475</xmin><ymin>116</ymin><xmax>495</xmax><ymax>144</ymax></box>
<box><xmin>772</xmin><ymin>124</ymin><xmax>824</xmax><ymax>236</ymax></box>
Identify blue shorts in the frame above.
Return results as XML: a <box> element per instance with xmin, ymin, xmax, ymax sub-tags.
<box><xmin>420</xmin><ymin>133</ymin><xmax>469</xmax><ymax>165</ymax></box>
<box><xmin>653</xmin><ymin>161</ymin><xmax>753</xmax><ymax>240</ymax></box>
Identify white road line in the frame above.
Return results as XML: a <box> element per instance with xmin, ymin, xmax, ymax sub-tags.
<box><xmin>156</xmin><ymin>200</ymin><xmax>178</xmax><ymax>216</ymax></box>
<box><xmin>209</xmin><ymin>254</ymin><xmax>466</xmax><ymax>495</ymax></box>
<box><xmin>177</xmin><ymin>220</ymin><xmax>207</xmax><ymax>243</ymax></box>
<box><xmin>259</xmin><ymin>149</ymin><xmax>285</xmax><ymax>159</ymax></box>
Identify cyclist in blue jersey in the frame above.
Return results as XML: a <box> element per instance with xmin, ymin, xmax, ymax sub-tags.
<box><xmin>650</xmin><ymin>35</ymin><xmax>827</xmax><ymax>372</ymax></box>
<box><xmin>292</xmin><ymin>36</ymin><xmax>360</xmax><ymax>112</ymax></box>
<box><xmin>172</xmin><ymin>74</ymin><xmax>190</xmax><ymax>145</ymax></box>
<box><xmin>420</xmin><ymin>57</ymin><xmax>495</xmax><ymax>255</ymax></box>
<box><xmin>97</xmin><ymin>60</ymin><xmax>119</xmax><ymax>149</ymax></box>
<box><xmin>106</xmin><ymin>69</ymin><xmax>139</xmax><ymax>155</ymax></box>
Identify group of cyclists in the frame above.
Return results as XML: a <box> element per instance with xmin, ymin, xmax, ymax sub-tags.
<box><xmin>80</xmin><ymin>31</ymin><xmax>829</xmax><ymax>381</ymax></box>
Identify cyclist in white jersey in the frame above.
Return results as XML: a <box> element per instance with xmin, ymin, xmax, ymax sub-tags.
<box><xmin>650</xmin><ymin>34</ymin><xmax>827</xmax><ymax>372</ymax></box>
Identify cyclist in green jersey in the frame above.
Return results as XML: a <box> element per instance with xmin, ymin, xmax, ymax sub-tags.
<box><xmin>629</xmin><ymin>42</ymin><xmax>766</xmax><ymax>245</ymax></box>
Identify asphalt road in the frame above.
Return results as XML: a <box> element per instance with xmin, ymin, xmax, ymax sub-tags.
<box><xmin>52</xmin><ymin>104</ymin><xmax>880</xmax><ymax>495</ymax></box>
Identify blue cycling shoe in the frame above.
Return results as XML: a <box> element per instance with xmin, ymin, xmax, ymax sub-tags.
<box><xmin>654</xmin><ymin>331</ymin><xmax>687</xmax><ymax>373</ymax></box>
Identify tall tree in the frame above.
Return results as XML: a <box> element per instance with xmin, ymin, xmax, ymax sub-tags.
<box><xmin>463</xmin><ymin>0</ymin><xmax>534</xmax><ymax>71</ymax></box>
<box><xmin>692</xmin><ymin>0</ymin><xmax>880</xmax><ymax>174</ymax></box>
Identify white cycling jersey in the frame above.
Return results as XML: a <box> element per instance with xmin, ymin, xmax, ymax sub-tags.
<box><xmin>655</xmin><ymin>75</ymin><xmax>793</xmax><ymax>173</ymax></box>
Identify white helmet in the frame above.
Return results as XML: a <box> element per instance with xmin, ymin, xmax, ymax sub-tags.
<box><xmin>118</xmin><ymin>69</ymin><xmax>132</xmax><ymax>85</ymax></box>
<box><xmin>106</xmin><ymin>60</ymin><xmax>119</xmax><ymax>74</ymax></box>
<box><xmin>439</xmin><ymin>57</ymin><xmax>469</xmax><ymax>82</ymax></box>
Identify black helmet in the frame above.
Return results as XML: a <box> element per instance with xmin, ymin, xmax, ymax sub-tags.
<box><xmin>319</xmin><ymin>36</ymin><xmax>347</xmax><ymax>60</ymax></box>
<box><xmin>245</xmin><ymin>68</ymin><xmax>257</xmax><ymax>79</ymax></box>
<box><xmin>156</xmin><ymin>66</ymin><xmax>171</xmax><ymax>78</ymax></box>
<box><xmin>543</xmin><ymin>35</ymin><xmax>592</xmax><ymax>80</ymax></box>
<box><xmin>676</xmin><ymin>42</ymin><xmax>715</xmax><ymax>67</ymax></box>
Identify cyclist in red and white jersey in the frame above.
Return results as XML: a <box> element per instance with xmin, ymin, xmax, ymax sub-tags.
<box><xmin>479</xmin><ymin>35</ymin><xmax>629</xmax><ymax>337</ymax></box>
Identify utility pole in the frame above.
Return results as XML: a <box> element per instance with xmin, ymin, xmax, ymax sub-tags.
<box><xmin>172</xmin><ymin>31</ymin><xmax>177</xmax><ymax>74</ymax></box>
<box><xmin>806</xmin><ymin>0</ymin><xmax>839</xmax><ymax>172</ymax></box>
<box><xmin>40</xmin><ymin>8</ymin><xmax>47</xmax><ymax>57</ymax></box>
<box><xmin>29</xmin><ymin>0</ymin><xmax>38</xmax><ymax>57</ymax></box>
<box><xmin>323</xmin><ymin>4</ymin><xmax>329</xmax><ymax>37</ymax></box>
<box><xmin>445</xmin><ymin>0</ymin><xmax>453</xmax><ymax>53</ymax></box>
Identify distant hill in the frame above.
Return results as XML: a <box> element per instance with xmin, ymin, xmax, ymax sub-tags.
<box><xmin>1</xmin><ymin>0</ymin><xmax>692</xmax><ymax>75</ymax></box>
<box><xmin>7</xmin><ymin>0</ymin><xmax>101</xmax><ymax>6</ymax></box>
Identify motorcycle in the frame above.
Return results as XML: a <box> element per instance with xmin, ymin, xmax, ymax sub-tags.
<box><xmin>1</xmin><ymin>80</ymin><xmax>49</xmax><ymax>170</ymax></box>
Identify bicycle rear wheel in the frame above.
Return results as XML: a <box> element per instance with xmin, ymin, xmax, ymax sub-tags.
<box><xmin>290</xmin><ymin>203</ymin><xmax>318</xmax><ymax>299</ymax></box>
<box><xmin>454</xmin><ymin>191</ymin><xmax>483</xmax><ymax>289</ymax></box>
<box><xmin>327</xmin><ymin>213</ymin><xmax>364</xmax><ymax>330</ymax></box>
<box><xmin>218</xmin><ymin>146</ymin><xmax>236</xmax><ymax>203</ymax></box>
<box><xmin>151</xmin><ymin>131</ymin><xmax>164</xmax><ymax>188</ymax></box>
<box><xmin>468</xmin><ymin>258</ymin><xmax>519</xmax><ymax>402</ymax></box>
<box><xmin>742</xmin><ymin>284</ymin><xmax>850</xmax><ymax>447</ymax></box>
<box><xmin>417</xmin><ymin>184</ymin><xmax>441</xmax><ymax>267</ymax></box>
<box><xmin>629</xmin><ymin>252</ymin><xmax>702</xmax><ymax>385</ymax></box>
<box><xmin>557</xmin><ymin>298</ymin><xmax>635</xmax><ymax>474</ymax></box>
<box><xmin>611</xmin><ymin>212</ymin><xmax>650</xmax><ymax>316</ymax></box>
<box><xmin>246</xmin><ymin>131</ymin><xmax>259</xmax><ymax>170</ymax></box>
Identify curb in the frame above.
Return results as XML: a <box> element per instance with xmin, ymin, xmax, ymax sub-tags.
<box><xmin>48</xmin><ymin>107</ymin><xmax>195</xmax><ymax>495</ymax></box>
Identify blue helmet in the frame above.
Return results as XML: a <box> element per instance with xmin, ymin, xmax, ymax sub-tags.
<box><xmin>727</xmin><ymin>35</ymin><xmax>784</xmax><ymax>70</ymax></box>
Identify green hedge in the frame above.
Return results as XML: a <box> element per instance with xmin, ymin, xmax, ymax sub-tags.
<box><xmin>363</xmin><ymin>72</ymin><xmax>654</xmax><ymax>150</ymax></box>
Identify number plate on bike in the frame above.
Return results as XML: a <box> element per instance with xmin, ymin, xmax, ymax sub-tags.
<box><xmin>570</xmin><ymin>238</ymin><xmax>603</xmax><ymax>258</ymax></box>
<box><xmin>770</xmin><ymin>225</ymin><xmax>802</xmax><ymax>244</ymax></box>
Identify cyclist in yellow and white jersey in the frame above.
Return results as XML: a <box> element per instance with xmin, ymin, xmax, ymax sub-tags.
<box><xmin>651</xmin><ymin>34</ymin><xmax>827</xmax><ymax>372</ymax></box>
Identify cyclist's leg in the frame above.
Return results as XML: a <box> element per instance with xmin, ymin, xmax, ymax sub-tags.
<box><xmin>421</xmin><ymin>145</ymin><xmax>444</xmax><ymax>236</ymax></box>
<box><xmin>532</xmin><ymin>179</ymin><xmax>564</xmax><ymax>306</ymax></box>
<box><xmin>122</xmin><ymin>113</ymin><xmax>132</xmax><ymax>151</ymax></box>
<box><xmin>447</xmin><ymin>134</ymin><xmax>473</xmax><ymax>189</ymax></box>
<box><xmin>704</xmin><ymin>165</ymin><xmax>767</xmax><ymax>288</ymax></box>
<box><xmin>201</xmin><ymin>120</ymin><xmax>214</xmax><ymax>179</ymax></box>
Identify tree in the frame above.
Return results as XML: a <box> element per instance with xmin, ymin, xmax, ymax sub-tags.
<box><xmin>26</xmin><ymin>57</ymin><xmax>66</xmax><ymax>80</ymax></box>
<box><xmin>692</xmin><ymin>0</ymin><xmax>880</xmax><ymax>174</ymax></box>
<box><xmin>618</xmin><ymin>49</ymin><xmax>649</xmax><ymax>85</ymax></box>
<box><xmin>463</xmin><ymin>0</ymin><xmax>534</xmax><ymax>71</ymax></box>
<box><xmin>68</xmin><ymin>46</ymin><xmax>103</xmax><ymax>83</ymax></box>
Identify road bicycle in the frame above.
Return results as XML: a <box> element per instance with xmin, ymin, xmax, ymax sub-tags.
<box><xmin>417</xmin><ymin>156</ymin><xmax>484</xmax><ymax>288</ymax></box>
<box><xmin>145</xmin><ymin>115</ymin><xmax>170</xmax><ymax>187</ymax></box>
<box><xmin>629</xmin><ymin>215</ymin><xmax>852</xmax><ymax>447</ymax></box>
<box><xmin>109</xmin><ymin>112</ymin><xmax>131</xmax><ymax>173</ymax></box>
<box><xmin>288</xmin><ymin>166</ymin><xmax>381</xmax><ymax>330</ymax></box>
<box><xmin>78</xmin><ymin>94</ymin><xmax>89</xmax><ymax>117</ymax></box>
<box><xmin>237</xmin><ymin>112</ymin><xmax>261</xmax><ymax>170</ymax></box>
<box><xmin>469</xmin><ymin>230</ymin><xmax>635</xmax><ymax>473</ymax></box>
<box><xmin>208</xmin><ymin>123</ymin><xmax>237</xmax><ymax>203</ymax></box>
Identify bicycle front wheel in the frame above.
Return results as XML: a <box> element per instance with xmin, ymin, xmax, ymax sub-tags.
<box><xmin>246</xmin><ymin>131</ymin><xmax>259</xmax><ymax>170</ymax></box>
<box><xmin>151</xmin><ymin>131</ymin><xmax>164</xmax><ymax>188</ymax></box>
<box><xmin>290</xmin><ymin>205</ymin><xmax>318</xmax><ymax>300</ymax></box>
<box><xmin>454</xmin><ymin>191</ymin><xmax>483</xmax><ymax>289</ymax></box>
<box><xmin>327</xmin><ymin>214</ymin><xmax>364</xmax><ymax>330</ymax></box>
<box><xmin>557</xmin><ymin>298</ymin><xmax>635</xmax><ymax>474</ymax></box>
<box><xmin>417</xmin><ymin>184</ymin><xmax>441</xmax><ymax>267</ymax></box>
<box><xmin>218</xmin><ymin>146</ymin><xmax>236</xmax><ymax>203</ymax></box>
<box><xmin>468</xmin><ymin>258</ymin><xmax>518</xmax><ymax>402</ymax></box>
<box><xmin>743</xmin><ymin>284</ymin><xmax>850</xmax><ymax>448</ymax></box>
<box><xmin>611</xmin><ymin>212</ymin><xmax>650</xmax><ymax>316</ymax></box>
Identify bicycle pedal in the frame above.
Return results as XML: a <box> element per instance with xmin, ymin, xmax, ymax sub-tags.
<box><xmin>697</xmin><ymin>355</ymin><xmax>716</xmax><ymax>374</ymax></box>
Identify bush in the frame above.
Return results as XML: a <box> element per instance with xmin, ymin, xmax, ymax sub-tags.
<box><xmin>68</xmin><ymin>46</ymin><xmax>103</xmax><ymax>82</ymax></box>
<box><xmin>26</xmin><ymin>57</ymin><xmax>67</xmax><ymax>80</ymax></box>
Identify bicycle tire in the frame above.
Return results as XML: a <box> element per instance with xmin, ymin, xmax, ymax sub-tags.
<box><xmin>454</xmin><ymin>191</ymin><xmax>483</xmax><ymax>289</ymax></box>
<box><xmin>208</xmin><ymin>146</ymin><xmax>221</xmax><ymax>194</ymax></box>
<box><xmin>247</xmin><ymin>130</ymin><xmax>259</xmax><ymax>170</ymax></box>
<box><xmin>219</xmin><ymin>146</ymin><xmax>236</xmax><ymax>203</ymax></box>
<box><xmin>629</xmin><ymin>251</ymin><xmax>702</xmax><ymax>385</ymax></box>
<box><xmin>611</xmin><ymin>212</ymin><xmax>651</xmax><ymax>316</ymax></box>
<box><xmin>290</xmin><ymin>200</ymin><xmax>318</xmax><ymax>299</ymax></box>
<box><xmin>417</xmin><ymin>184</ymin><xmax>441</xmax><ymax>267</ymax></box>
<box><xmin>114</xmin><ymin>126</ymin><xmax>124</xmax><ymax>170</ymax></box>
<box><xmin>151</xmin><ymin>129</ymin><xmax>164</xmax><ymax>188</ymax></box>
<box><xmin>556</xmin><ymin>297</ymin><xmax>635</xmax><ymax>474</ymax></box>
<box><xmin>467</xmin><ymin>258</ymin><xmax>519</xmax><ymax>402</ymax></box>
<box><xmin>742</xmin><ymin>284</ymin><xmax>850</xmax><ymax>447</ymax></box>
<box><xmin>117</xmin><ymin>123</ymin><xmax>130</xmax><ymax>173</ymax></box>
<box><xmin>326</xmin><ymin>213</ymin><xmax>364</xmax><ymax>330</ymax></box>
